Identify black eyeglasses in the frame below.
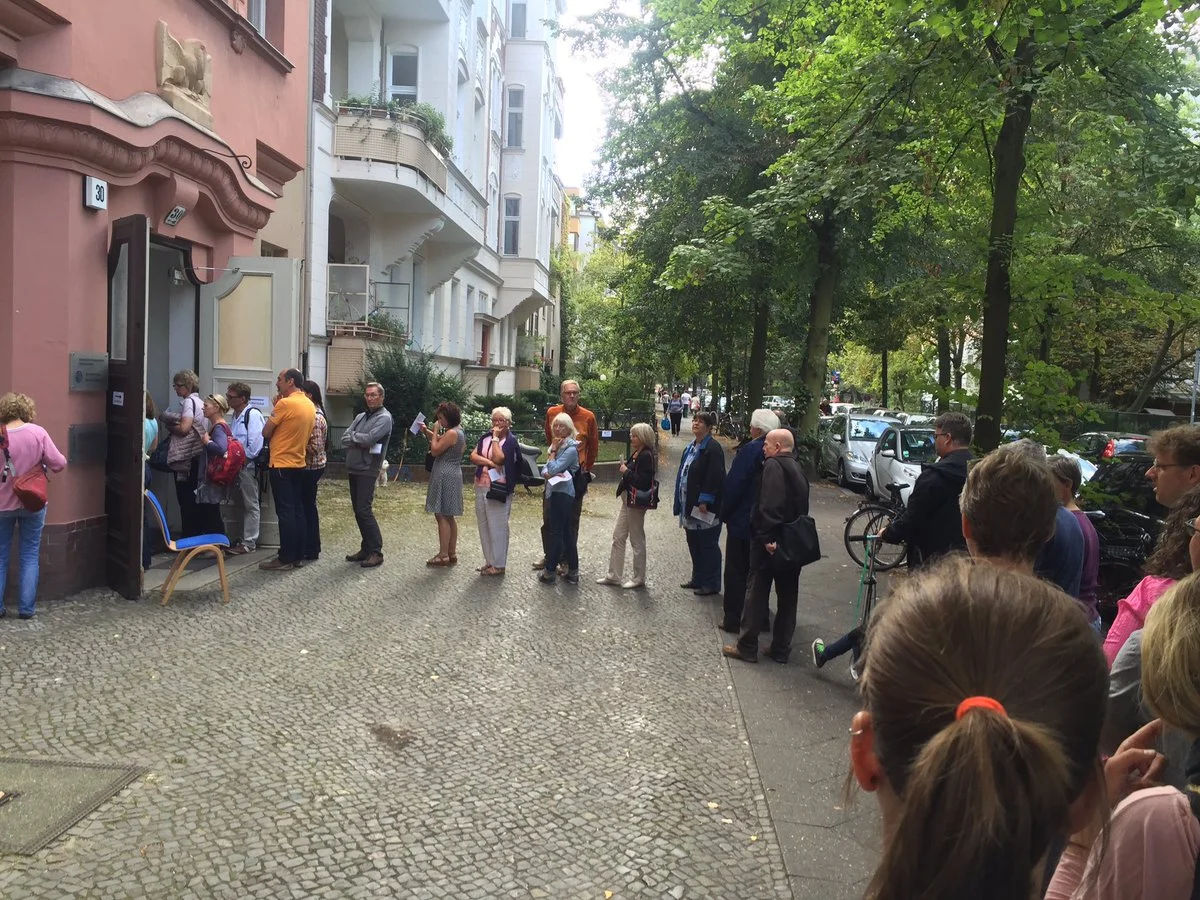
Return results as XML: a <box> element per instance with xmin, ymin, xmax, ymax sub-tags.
<box><xmin>1187</xmin><ymin>517</ymin><xmax>1200</xmax><ymax>532</ymax></box>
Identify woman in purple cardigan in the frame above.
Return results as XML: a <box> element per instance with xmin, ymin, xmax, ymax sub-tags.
<box><xmin>0</xmin><ymin>392</ymin><xmax>67</xmax><ymax>619</ymax></box>
<box><xmin>469</xmin><ymin>406</ymin><xmax>519</xmax><ymax>576</ymax></box>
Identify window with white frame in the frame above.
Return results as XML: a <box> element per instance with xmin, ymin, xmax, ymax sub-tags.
<box><xmin>389</xmin><ymin>50</ymin><xmax>418</xmax><ymax>105</ymax></box>
<box><xmin>503</xmin><ymin>197</ymin><xmax>520</xmax><ymax>256</ymax></box>
<box><xmin>506</xmin><ymin>87</ymin><xmax>524</xmax><ymax>148</ymax></box>
<box><xmin>510</xmin><ymin>1</ymin><xmax>527</xmax><ymax>38</ymax></box>
<box><xmin>247</xmin><ymin>0</ymin><xmax>266</xmax><ymax>35</ymax></box>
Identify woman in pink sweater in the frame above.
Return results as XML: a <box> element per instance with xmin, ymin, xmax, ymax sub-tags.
<box><xmin>0</xmin><ymin>393</ymin><xmax>67</xmax><ymax>619</ymax></box>
<box><xmin>1103</xmin><ymin>488</ymin><xmax>1200</xmax><ymax>666</ymax></box>
<box><xmin>1048</xmin><ymin>573</ymin><xmax>1200</xmax><ymax>899</ymax></box>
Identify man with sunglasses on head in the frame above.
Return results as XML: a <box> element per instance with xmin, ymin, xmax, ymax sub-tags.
<box><xmin>1145</xmin><ymin>424</ymin><xmax>1200</xmax><ymax>508</ymax></box>
<box><xmin>877</xmin><ymin>411</ymin><xmax>974</xmax><ymax>570</ymax></box>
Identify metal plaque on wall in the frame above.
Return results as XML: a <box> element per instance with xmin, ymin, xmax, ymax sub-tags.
<box><xmin>67</xmin><ymin>424</ymin><xmax>107</xmax><ymax>464</ymax></box>
<box><xmin>69</xmin><ymin>352</ymin><xmax>108</xmax><ymax>392</ymax></box>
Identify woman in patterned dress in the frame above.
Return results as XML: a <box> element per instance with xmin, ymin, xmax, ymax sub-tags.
<box><xmin>421</xmin><ymin>401</ymin><xmax>465</xmax><ymax>566</ymax></box>
<box><xmin>301</xmin><ymin>380</ymin><xmax>328</xmax><ymax>562</ymax></box>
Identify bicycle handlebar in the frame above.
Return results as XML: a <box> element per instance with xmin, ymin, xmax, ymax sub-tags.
<box><xmin>847</xmin><ymin>534</ymin><xmax>883</xmax><ymax>543</ymax></box>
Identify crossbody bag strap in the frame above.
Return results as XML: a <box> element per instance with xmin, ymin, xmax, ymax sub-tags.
<box><xmin>0</xmin><ymin>423</ymin><xmax>10</xmax><ymax>481</ymax></box>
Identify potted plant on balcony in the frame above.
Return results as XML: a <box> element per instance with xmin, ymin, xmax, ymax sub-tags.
<box><xmin>337</xmin><ymin>92</ymin><xmax>453</xmax><ymax>157</ymax></box>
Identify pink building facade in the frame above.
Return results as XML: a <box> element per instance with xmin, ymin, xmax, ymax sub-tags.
<box><xmin>0</xmin><ymin>0</ymin><xmax>309</xmax><ymax>599</ymax></box>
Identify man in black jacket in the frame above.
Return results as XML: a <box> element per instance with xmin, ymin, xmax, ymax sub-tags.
<box><xmin>879</xmin><ymin>411</ymin><xmax>973</xmax><ymax>569</ymax></box>
<box><xmin>723</xmin><ymin>429</ymin><xmax>810</xmax><ymax>664</ymax></box>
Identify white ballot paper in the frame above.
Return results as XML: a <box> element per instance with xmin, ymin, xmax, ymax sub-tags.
<box><xmin>409</xmin><ymin>412</ymin><xmax>426</xmax><ymax>435</ymax></box>
<box><xmin>546</xmin><ymin>472</ymin><xmax>571</xmax><ymax>486</ymax></box>
<box><xmin>487</xmin><ymin>467</ymin><xmax>504</xmax><ymax>482</ymax></box>
<box><xmin>371</xmin><ymin>443</ymin><xmax>383</xmax><ymax>454</ymax></box>
<box><xmin>690</xmin><ymin>508</ymin><xmax>717</xmax><ymax>525</ymax></box>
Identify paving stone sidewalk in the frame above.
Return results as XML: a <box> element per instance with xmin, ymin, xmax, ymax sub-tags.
<box><xmin>0</xmin><ymin>438</ymin><xmax>879</xmax><ymax>899</ymax></box>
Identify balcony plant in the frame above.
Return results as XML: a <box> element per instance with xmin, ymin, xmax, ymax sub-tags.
<box><xmin>337</xmin><ymin>93</ymin><xmax>453</xmax><ymax>156</ymax></box>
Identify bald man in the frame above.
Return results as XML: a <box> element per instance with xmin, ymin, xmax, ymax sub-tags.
<box><xmin>724</xmin><ymin>429</ymin><xmax>811</xmax><ymax>664</ymax></box>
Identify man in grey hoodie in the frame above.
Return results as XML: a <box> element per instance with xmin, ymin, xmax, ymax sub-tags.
<box><xmin>340</xmin><ymin>382</ymin><xmax>394</xmax><ymax>567</ymax></box>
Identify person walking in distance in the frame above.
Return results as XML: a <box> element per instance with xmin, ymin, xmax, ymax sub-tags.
<box><xmin>222</xmin><ymin>382</ymin><xmax>265</xmax><ymax>555</ymax></box>
<box><xmin>719</xmin><ymin>409</ymin><xmax>780</xmax><ymax>632</ymax></box>
<box><xmin>877</xmin><ymin>411</ymin><xmax>973</xmax><ymax>569</ymax></box>
<box><xmin>666</xmin><ymin>391</ymin><xmax>684</xmax><ymax>437</ymax></box>
<box><xmin>723</xmin><ymin>429</ymin><xmax>810</xmax><ymax>664</ymax></box>
<box><xmin>533</xmin><ymin>380</ymin><xmax>597</xmax><ymax>572</ymax></box>
<box><xmin>340</xmin><ymin>382</ymin><xmax>393</xmax><ymax>568</ymax></box>
<box><xmin>259</xmin><ymin>369</ymin><xmax>315</xmax><ymax>571</ymax></box>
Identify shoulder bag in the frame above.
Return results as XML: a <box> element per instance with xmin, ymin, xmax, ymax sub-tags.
<box><xmin>774</xmin><ymin>513</ymin><xmax>821</xmax><ymax>569</ymax></box>
<box><xmin>0</xmin><ymin>424</ymin><xmax>49</xmax><ymax>512</ymax></box>
<box><xmin>166</xmin><ymin>398</ymin><xmax>204</xmax><ymax>473</ymax></box>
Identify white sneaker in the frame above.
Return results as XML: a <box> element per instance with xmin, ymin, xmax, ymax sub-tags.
<box><xmin>849</xmin><ymin>656</ymin><xmax>862</xmax><ymax>682</ymax></box>
<box><xmin>596</xmin><ymin>576</ymin><xmax>621</xmax><ymax>586</ymax></box>
<box><xmin>621</xmin><ymin>580</ymin><xmax>645</xmax><ymax>590</ymax></box>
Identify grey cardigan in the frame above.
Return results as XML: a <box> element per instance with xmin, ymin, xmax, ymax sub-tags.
<box><xmin>340</xmin><ymin>407</ymin><xmax>394</xmax><ymax>475</ymax></box>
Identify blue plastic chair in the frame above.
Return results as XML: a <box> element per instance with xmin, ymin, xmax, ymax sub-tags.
<box><xmin>144</xmin><ymin>489</ymin><xmax>231</xmax><ymax>607</ymax></box>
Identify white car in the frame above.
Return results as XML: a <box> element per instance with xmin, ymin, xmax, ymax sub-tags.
<box><xmin>867</xmin><ymin>426</ymin><xmax>937</xmax><ymax>505</ymax></box>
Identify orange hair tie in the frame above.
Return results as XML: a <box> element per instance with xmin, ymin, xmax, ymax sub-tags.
<box><xmin>955</xmin><ymin>696</ymin><xmax>1008</xmax><ymax>720</ymax></box>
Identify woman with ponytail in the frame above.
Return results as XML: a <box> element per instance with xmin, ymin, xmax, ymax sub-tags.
<box><xmin>850</xmin><ymin>557</ymin><xmax>1164</xmax><ymax>900</ymax></box>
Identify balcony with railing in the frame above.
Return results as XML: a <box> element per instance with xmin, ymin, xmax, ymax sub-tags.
<box><xmin>325</xmin><ymin>264</ymin><xmax>411</xmax><ymax>394</ymax></box>
<box><xmin>333</xmin><ymin>102</ymin><xmax>449</xmax><ymax>191</ymax></box>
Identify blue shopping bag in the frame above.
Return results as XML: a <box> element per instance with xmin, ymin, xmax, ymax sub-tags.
<box><xmin>660</xmin><ymin>416</ymin><xmax>671</xmax><ymax>431</ymax></box>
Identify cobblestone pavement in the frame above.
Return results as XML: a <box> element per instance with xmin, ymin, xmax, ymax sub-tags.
<box><xmin>0</xmin><ymin>438</ymin><xmax>879</xmax><ymax>899</ymax></box>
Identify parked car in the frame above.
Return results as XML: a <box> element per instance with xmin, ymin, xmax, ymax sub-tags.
<box><xmin>820</xmin><ymin>413</ymin><xmax>900</xmax><ymax>489</ymax></box>
<box><xmin>1068</xmin><ymin>431</ymin><xmax>1150</xmax><ymax>461</ymax></box>
<box><xmin>1078</xmin><ymin>452</ymin><xmax>1165</xmax><ymax>624</ymax></box>
<box><xmin>867</xmin><ymin>427</ymin><xmax>936</xmax><ymax>505</ymax></box>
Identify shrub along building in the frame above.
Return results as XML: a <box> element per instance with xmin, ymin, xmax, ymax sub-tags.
<box><xmin>307</xmin><ymin>0</ymin><xmax>567</xmax><ymax>435</ymax></box>
<box><xmin>0</xmin><ymin>0</ymin><xmax>309</xmax><ymax>600</ymax></box>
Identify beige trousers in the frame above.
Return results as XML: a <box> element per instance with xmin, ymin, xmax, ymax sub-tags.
<box><xmin>606</xmin><ymin>501</ymin><xmax>647</xmax><ymax>583</ymax></box>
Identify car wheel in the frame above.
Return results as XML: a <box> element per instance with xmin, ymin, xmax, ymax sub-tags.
<box><xmin>837</xmin><ymin>460</ymin><xmax>849</xmax><ymax>488</ymax></box>
<box><xmin>864</xmin><ymin>471</ymin><xmax>875</xmax><ymax>499</ymax></box>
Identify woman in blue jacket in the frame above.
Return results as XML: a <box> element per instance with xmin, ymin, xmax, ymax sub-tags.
<box><xmin>539</xmin><ymin>412</ymin><xmax>581</xmax><ymax>585</ymax></box>
<box><xmin>674</xmin><ymin>411</ymin><xmax>726</xmax><ymax>596</ymax></box>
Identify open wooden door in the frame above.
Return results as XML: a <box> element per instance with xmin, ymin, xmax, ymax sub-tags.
<box><xmin>199</xmin><ymin>256</ymin><xmax>301</xmax><ymax>546</ymax></box>
<box><xmin>105</xmin><ymin>216</ymin><xmax>150</xmax><ymax>599</ymax></box>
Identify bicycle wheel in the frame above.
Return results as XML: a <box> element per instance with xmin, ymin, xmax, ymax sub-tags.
<box><xmin>843</xmin><ymin>506</ymin><xmax>908</xmax><ymax>571</ymax></box>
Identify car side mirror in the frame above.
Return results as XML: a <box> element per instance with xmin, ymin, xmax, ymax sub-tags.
<box><xmin>879</xmin><ymin>448</ymin><xmax>896</xmax><ymax>458</ymax></box>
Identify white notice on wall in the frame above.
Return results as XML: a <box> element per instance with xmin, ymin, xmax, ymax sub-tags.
<box><xmin>112</xmin><ymin>390</ymin><xmax>124</xmax><ymax>407</ymax></box>
<box><xmin>249</xmin><ymin>396</ymin><xmax>269</xmax><ymax>409</ymax></box>
<box><xmin>601</xmin><ymin>430</ymin><xmax>613</xmax><ymax>438</ymax></box>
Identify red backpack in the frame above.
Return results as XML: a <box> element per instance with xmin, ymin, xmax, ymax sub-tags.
<box><xmin>206</xmin><ymin>422</ymin><xmax>246</xmax><ymax>486</ymax></box>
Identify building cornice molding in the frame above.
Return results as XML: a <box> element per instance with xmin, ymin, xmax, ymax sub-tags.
<box><xmin>0</xmin><ymin>112</ymin><xmax>272</xmax><ymax>232</ymax></box>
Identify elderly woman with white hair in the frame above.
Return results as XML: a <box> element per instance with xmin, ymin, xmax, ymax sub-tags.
<box><xmin>597</xmin><ymin>421</ymin><xmax>657</xmax><ymax>589</ymax></box>
<box><xmin>538</xmin><ymin>412</ymin><xmax>581</xmax><ymax>585</ymax></box>
<box><xmin>469</xmin><ymin>406</ymin><xmax>520</xmax><ymax>576</ymax></box>
<box><xmin>718</xmin><ymin>408</ymin><xmax>780</xmax><ymax>631</ymax></box>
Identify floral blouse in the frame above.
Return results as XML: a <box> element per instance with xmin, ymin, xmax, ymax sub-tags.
<box><xmin>306</xmin><ymin>408</ymin><xmax>328</xmax><ymax>470</ymax></box>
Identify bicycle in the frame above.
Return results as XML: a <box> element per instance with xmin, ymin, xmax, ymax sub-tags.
<box><xmin>812</xmin><ymin>533</ymin><xmax>882</xmax><ymax>681</ymax></box>
<box><xmin>842</xmin><ymin>481</ymin><xmax>908</xmax><ymax>571</ymax></box>
<box><xmin>716</xmin><ymin>413</ymin><xmax>745</xmax><ymax>442</ymax></box>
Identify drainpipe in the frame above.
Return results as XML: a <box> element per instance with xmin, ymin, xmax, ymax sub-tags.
<box><xmin>301</xmin><ymin>0</ymin><xmax>317</xmax><ymax>378</ymax></box>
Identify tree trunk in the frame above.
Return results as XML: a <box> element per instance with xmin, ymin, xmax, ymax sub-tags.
<box><xmin>710</xmin><ymin>355</ymin><xmax>720</xmax><ymax>411</ymax></box>
<box><xmin>1126</xmin><ymin>320</ymin><xmax>1176</xmax><ymax>412</ymax></box>
<box><xmin>975</xmin><ymin>38</ymin><xmax>1037</xmax><ymax>451</ymax></box>
<box><xmin>954</xmin><ymin>328</ymin><xmax>966</xmax><ymax>392</ymax></box>
<box><xmin>746</xmin><ymin>285</ymin><xmax>770</xmax><ymax>413</ymax></box>
<box><xmin>937</xmin><ymin>317</ymin><xmax>952</xmax><ymax>414</ymax></box>
<box><xmin>1039</xmin><ymin>306</ymin><xmax>1052</xmax><ymax>363</ymax></box>
<box><xmin>880</xmin><ymin>348</ymin><xmax>889</xmax><ymax>408</ymax></box>
<box><xmin>797</xmin><ymin>205</ymin><xmax>838</xmax><ymax>435</ymax></box>
<box><xmin>724</xmin><ymin>357</ymin><xmax>733</xmax><ymax>417</ymax></box>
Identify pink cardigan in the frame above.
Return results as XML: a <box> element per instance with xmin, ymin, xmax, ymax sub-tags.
<box><xmin>1103</xmin><ymin>575</ymin><xmax>1175</xmax><ymax>667</ymax></box>
<box><xmin>0</xmin><ymin>422</ymin><xmax>67</xmax><ymax>512</ymax></box>
<box><xmin>1046</xmin><ymin>786</ymin><xmax>1200</xmax><ymax>899</ymax></box>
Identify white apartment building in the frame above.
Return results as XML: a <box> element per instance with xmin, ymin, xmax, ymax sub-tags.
<box><xmin>307</xmin><ymin>0</ymin><xmax>566</xmax><ymax>429</ymax></box>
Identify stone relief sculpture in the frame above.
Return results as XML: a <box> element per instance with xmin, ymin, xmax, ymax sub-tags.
<box><xmin>156</xmin><ymin>21</ymin><xmax>213</xmax><ymax>129</ymax></box>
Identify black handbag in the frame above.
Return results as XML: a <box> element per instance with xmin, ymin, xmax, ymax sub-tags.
<box><xmin>628</xmin><ymin>480</ymin><xmax>660</xmax><ymax>510</ymax></box>
<box><xmin>774</xmin><ymin>514</ymin><xmax>821</xmax><ymax>569</ymax></box>
<box><xmin>424</xmin><ymin>452</ymin><xmax>434</xmax><ymax>472</ymax></box>
<box><xmin>148</xmin><ymin>433</ymin><xmax>173</xmax><ymax>472</ymax></box>
<box><xmin>485</xmin><ymin>484</ymin><xmax>509</xmax><ymax>502</ymax></box>
<box><xmin>571</xmin><ymin>466</ymin><xmax>590</xmax><ymax>498</ymax></box>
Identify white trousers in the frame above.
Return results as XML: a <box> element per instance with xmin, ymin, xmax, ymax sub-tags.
<box><xmin>475</xmin><ymin>486</ymin><xmax>513</xmax><ymax>568</ymax></box>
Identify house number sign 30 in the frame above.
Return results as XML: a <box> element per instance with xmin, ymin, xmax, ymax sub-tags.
<box><xmin>83</xmin><ymin>176</ymin><xmax>108</xmax><ymax>210</ymax></box>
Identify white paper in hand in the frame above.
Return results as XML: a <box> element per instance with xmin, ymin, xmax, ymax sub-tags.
<box><xmin>409</xmin><ymin>412</ymin><xmax>426</xmax><ymax>435</ymax></box>
<box><xmin>487</xmin><ymin>467</ymin><xmax>504</xmax><ymax>482</ymax></box>
<box><xmin>546</xmin><ymin>472</ymin><xmax>571</xmax><ymax>486</ymax></box>
<box><xmin>690</xmin><ymin>508</ymin><xmax>717</xmax><ymax>525</ymax></box>
<box><xmin>370</xmin><ymin>443</ymin><xmax>383</xmax><ymax>454</ymax></box>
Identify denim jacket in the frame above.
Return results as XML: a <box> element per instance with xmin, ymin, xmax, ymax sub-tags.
<box><xmin>542</xmin><ymin>437</ymin><xmax>579</xmax><ymax>498</ymax></box>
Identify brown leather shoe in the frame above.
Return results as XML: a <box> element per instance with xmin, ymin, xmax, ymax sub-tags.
<box><xmin>259</xmin><ymin>557</ymin><xmax>292</xmax><ymax>571</ymax></box>
<box><xmin>345</xmin><ymin>550</ymin><xmax>368</xmax><ymax>562</ymax></box>
<box><xmin>360</xmin><ymin>552</ymin><xmax>384</xmax><ymax>568</ymax></box>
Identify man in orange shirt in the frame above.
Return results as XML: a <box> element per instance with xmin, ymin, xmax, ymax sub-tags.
<box><xmin>260</xmin><ymin>368</ymin><xmax>316</xmax><ymax>571</ymax></box>
<box><xmin>534</xmin><ymin>380</ymin><xmax>598</xmax><ymax>569</ymax></box>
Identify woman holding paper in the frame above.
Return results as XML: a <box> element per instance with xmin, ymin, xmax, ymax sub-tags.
<box><xmin>673</xmin><ymin>411</ymin><xmax>725</xmax><ymax>597</ymax></box>
<box><xmin>421</xmin><ymin>402</ymin><xmax>465</xmax><ymax>567</ymax></box>
<box><xmin>470</xmin><ymin>407</ymin><xmax>520</xmax><ymax>575</ymax></box>
<box><xmin>538</xmin><ymin>413</ymin><xmax>581</xmax><ymax>585</ymax></box>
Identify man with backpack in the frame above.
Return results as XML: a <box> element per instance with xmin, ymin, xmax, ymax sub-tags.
<box><xmin>223</xmin><ymin>382</ymin><xmax>265</xmax><ymax>555</ymax></box>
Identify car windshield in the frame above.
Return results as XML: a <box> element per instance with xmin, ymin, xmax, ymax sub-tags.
<box><xmin>849</xmin><ymin>418</ymin><xmax>892</xmax><ymax>441</ymax></box>
<box><xmin>899</xmin><ymin>430</ymin><xmax>936</xmax><ymax>462</ymax></box>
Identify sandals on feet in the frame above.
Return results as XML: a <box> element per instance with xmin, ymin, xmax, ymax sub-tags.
<box><xmin>480</xmin><ymin>565</ymin><xmax>505</xmax><ymax>576</ymax></box>
<box><xmin>426</xmin><ymin>555</ymin><xmax>450</xmax><ymax>567</ymax></box>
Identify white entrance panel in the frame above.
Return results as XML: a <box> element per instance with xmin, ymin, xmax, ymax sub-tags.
<box><xmin>199</xmin><ymin>257</ymin><xmax>302</xmax><ymax>546</ymax></box>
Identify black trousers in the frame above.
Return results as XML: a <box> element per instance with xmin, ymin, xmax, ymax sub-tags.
<box><xmin>301</xmin><ymin>468</ymin><xmax>324</xmax><ymax>559</ymax></box>
<box><xmin>723</xmin><ymin>533</ymin><xmax>768</xmax><ymax>631</ymax></box>
<box><xmin>737</xmin><ymin>543</ymin><xmax>801</xmax><ymax>661</ymax></box>
<box><xmin>348</xmin><ymin>473</ymin><xmax>383</xmax><ymax>555</ymax></box>
<box><xmin>174</xmin><ymin>457</ymin><xmax>202</xmax><ymax>538</ymax></box>
<box><xmin>669</xmin><ymin>412</ymin><xmax>682</xmax><ymax>435</ymax></box>
<box><xmin>541</xmin><ymin>490</ymin><xmax>583</xmax><ymax>560</ymax></box>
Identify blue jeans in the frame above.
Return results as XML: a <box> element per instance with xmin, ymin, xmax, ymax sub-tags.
<box><xmin>0</xmin><ymin>507</ymin><xmax>47</xmax><ymax>616</ymax></box>
<box><xmin>270</xmin><ymin>468</ymin><xmax>307</xmax><ymax>564</ymax></box>
<box><xmin>686</xmin><ymin>524</ymin><xmax>722</xmax><ymax>592</ymax></box>
<box><xmin>545</xmin><ymin>491</ymin><xmax>578</xmax><ymax>574</ymax></box>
